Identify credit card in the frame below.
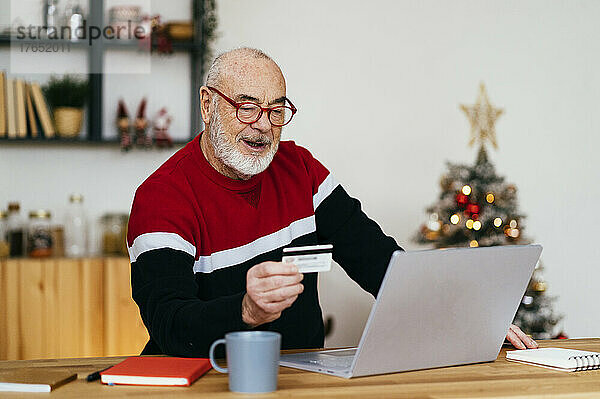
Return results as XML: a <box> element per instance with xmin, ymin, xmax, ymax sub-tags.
<box><xmin>282</xmin><ymin>244</ymin><xmax>333</xmax><ymax>273</ymax></box>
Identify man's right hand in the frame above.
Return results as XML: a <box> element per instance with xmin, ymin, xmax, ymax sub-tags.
<box><xmin>242</xmin><ymin>261</ymin><xmax>304</xmax><ymax>328</ymax></box>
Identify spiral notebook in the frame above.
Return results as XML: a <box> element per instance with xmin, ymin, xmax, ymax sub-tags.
<box><xmin>507</xmin><ymin>348</ymin><xmax>600</xmax><ymax>372</ymax></box>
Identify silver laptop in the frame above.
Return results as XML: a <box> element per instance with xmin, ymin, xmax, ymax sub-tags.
<box><xmin>280</xmin><ymin>245</ymin><xmax>542</xmax><ymax>378</ymax></box>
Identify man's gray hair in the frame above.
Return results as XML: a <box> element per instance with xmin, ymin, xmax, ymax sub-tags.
<box><xmin>205</xmin><ymin>47</ymin><xmax>273</xmax><ymax>87</ymax></box>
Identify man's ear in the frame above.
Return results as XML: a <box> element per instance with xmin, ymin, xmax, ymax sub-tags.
<box><xmin>199</xmin><ymin>86</ymin><xmax>212</xmax><ymax>124</ymax></box>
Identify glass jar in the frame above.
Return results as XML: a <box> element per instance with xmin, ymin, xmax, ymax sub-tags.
<box><xmin>101</xmin><ymin>213</ymin><xmax>129</xmax><ymax>256</ymax></box>
<box><xmin>7</xmin><ymin>202</ymin><xmax>25</xmax><ymax>257</ymax></box>
<box><xmin>28</xmin><ymin>210</ymin><xmax>53</xmax><ymax>258</ymax></box>
<box><xmin>0</xmin><ymin>210</ymin><xmax>9</xmax><ymax>258</ymax></box>
<box><xmin>65</xmin><ymin>193</ymin><xmax>87</xmax><ymax>257</ymax></box>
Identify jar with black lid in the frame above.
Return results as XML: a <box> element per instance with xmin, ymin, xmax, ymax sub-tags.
<box><xmin>7</xmin><ymin>202</ymin><xmax>25</xmax><ymax>257</ymax></box>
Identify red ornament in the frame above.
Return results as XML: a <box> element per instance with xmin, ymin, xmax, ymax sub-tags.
<box><xmin>466</xmin><ymin>203</ymin><xmax>481</xmax><ymax>215</ymax></box>
<box><xmin>471</xmin><ymin>213</ymin><xmax>479</xmax><ymax>220</ymax></box>
<box><xmin>555</xmin><ymin>331</ymin><xmax>569</xmax><ymax>339</ymax></box>
<box><xmin>456</xmin><ymin>193</ymin><xmax>469</xmax><ymax>207</ymax></box>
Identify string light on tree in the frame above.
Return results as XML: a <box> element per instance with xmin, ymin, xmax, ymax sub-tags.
<box><xmin>494</xmin><ymin>217</ymin><xmax>503</xmax><ymax>227</ymax></box>
<box><xmin>427</xmin><ymin>213</ymin><xmax>442</xmax><ymax>232</ymax></box>
<box><xmin>450</xmin><ymin>214</ymin><xmax>460</xmax><ymax>224</ymax></box>
<box><xmin>522</xmin><ymin>296</ymin><xmax>533</xmax><ymax>306</ymax></box>
<box><xmin>505</xmin><ymin>228</ymin><xmax>520</xmax><ymax>238</ymax></box>
<box><xmin>486</xmin><ymin>193</ymin><xmax>495</xmax><ymax>203</ymax></box>
<box><xmin>533</xmin><ymin>281</ymin><xmax>547</xmax><ymax>292</ymax></box>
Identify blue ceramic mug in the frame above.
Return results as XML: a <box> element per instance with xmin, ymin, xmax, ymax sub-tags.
<box><xmin>209</xmin><ymin>331</ymin><xmax>281</xmax><ymax>393</ymax></box>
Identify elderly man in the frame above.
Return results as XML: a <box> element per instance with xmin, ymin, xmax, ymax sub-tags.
<box><xmin>127</xmin><ymin>47</ymin><xmax>536</xmax><ymax>357</ymax></box>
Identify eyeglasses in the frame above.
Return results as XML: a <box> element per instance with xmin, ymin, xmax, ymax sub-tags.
<box><xmin>206</xmin><ymin>86</ymin><xmax>297</xmax><ymax>127</ymax></box>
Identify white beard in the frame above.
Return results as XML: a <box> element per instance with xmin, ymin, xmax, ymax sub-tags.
<box><xmin>208</xmin><ymin>108</ymin><xmax>279</xmax><ymax>178</ymax></box>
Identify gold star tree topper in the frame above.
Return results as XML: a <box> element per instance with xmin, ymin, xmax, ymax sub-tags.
<box><xmin>460</xmin><ymin>83</ymin><xmax>504</xmax><ymax>149</ymax></box>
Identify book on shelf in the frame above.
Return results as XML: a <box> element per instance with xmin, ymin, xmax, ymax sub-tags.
<box><xmin>0</xmin><ymin>369</ymin><xmax>76</xmax><ymax>393</ymax></box>
<box><xmin>0</xmin><ymin>71</ymin><xmax>6</xmax><ymax>137</ymax></box>
<box><xmin>0</xmin><ymin>74</ymin><xmax>55</xmax><ymax>140</ymax></box>
<box><xmin>25</xmin><ymin>82</ymin><xmax>39</xmax><ymax>137</ymax></box>
<box><xmin>5</xmin><ymin>77</ymin><xmax>16</xmax><ymax>138</ymax></box>
<box><xmin>14</xmin><ymin>79</ymin><xmax>27</xmax><ymax>138</ymax></box>
<box><xmin>30</xmin><ymin>82</ymin><xmax>55</xmax><ymax>138</ymax></box>
<box><xmin>100</xmin><ymin>356</ymin><xmax>212</xmax><ymax>386</ymax></box>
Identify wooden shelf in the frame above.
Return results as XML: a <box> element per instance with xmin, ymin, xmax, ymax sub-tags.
<box><xmin>0</xmin><ymin>35</ymin><xmax>201</xmax><ymax>52</ymax></box>
<box><xmin>0</xmin><ymin>35</ymin><xmax>89</xmax><ymax>48</ymax></box>
<box><xmin>104</xmin><ymin>39</ymin><xmax>202</xmax><ymax>52</ymax></box>
<box><xmin>0</xmin><ymin>0</ymin><xmax>207</xmax><ymax>144</ymax></box>
<box><xmin>0</xmin><ymin>137</ymin><xmax>189</xmax><ymax>147</ymax></box>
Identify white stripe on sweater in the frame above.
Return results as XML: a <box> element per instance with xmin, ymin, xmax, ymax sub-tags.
<box><xmin>313</xmin><ymin>173</ymin><xmax>339</xmax><ymax>210</ymax></box>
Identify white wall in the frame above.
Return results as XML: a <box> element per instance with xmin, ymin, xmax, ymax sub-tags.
<box><xmin>2</xmin><ymin>1</ymin><xmax>599</xmax><ymax>346</ymax></box>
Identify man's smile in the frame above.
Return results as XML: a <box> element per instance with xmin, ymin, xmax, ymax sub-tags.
<box><xmin>239</xmin><ymin>136</ymin><xmax>271</xmax><ymax>154</ymax></box>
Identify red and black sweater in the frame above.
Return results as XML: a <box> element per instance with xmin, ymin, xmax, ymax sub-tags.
<box><xmin>127</xmin><ymin>133</ymin><xmax>402</xmax><ymax>357</ymax></box>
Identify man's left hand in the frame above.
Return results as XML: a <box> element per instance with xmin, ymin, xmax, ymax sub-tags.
<box><xmin>506</xmin><ymin>324</ymin><xmax>538</xmax><ymax>349</ymax></box>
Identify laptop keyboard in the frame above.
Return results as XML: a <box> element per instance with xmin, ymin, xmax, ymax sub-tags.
<box><xmin>308</xmin><ymin>352</ymin><xmax>356</xmax><ymax>369</ymax></box>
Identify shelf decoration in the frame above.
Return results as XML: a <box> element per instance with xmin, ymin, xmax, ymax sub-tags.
<box><xmin>134</xmin><ymin>98</ymin><xmax>152</xmax><ymax>148</ymax></box>
<box><xmin>117</xmin><ymin>99</ymin><xmax>132</xmax><ymax>151</ymax></box>
<box><xmin>116</xmin><ymin>100</ymin><xmax>173</xmax><ymax>151</ymax></box>
<box><xmin>42</xmin><ymin>74</ymin><xmax>89</xmax><ymax>138</ymax></box>
<box><xmin>151</xmin><ymin>15</ymin><xmax>172</xmax><ymax>54</ymax></box>
<box><xmin>153</xmin><ymin>108</ymin><xmax>173</xmax><ymax>148</ymax></box>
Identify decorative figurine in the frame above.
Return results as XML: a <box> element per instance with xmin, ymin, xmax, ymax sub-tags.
<box><xmin>134</xmin><ymin>98</ymin><xmax>152</xmax><ymax>148</ymax></box>
<box><xmin>151</xmin><ymin>15</ymin><xmax>173</xmax><ymax>54</ymax></box>
<box><xmin>153</xmin><ymin>107</ymin><xmax>173</xmax><ymax>148</ymax></box>
<box><xmin>116</xmin><ymin>99</ymin><xmax>132</xmax><ymax>151</ymax></box>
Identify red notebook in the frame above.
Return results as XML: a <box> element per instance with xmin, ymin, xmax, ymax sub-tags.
<box><xmin>100</xmin><ymin>357</ymin><xmax>212</xmax><ymax>386</ymax></box>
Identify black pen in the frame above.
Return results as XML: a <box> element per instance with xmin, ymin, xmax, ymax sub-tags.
<box><xmin>86</xmin><ymin>366</ymin><xmax>111</xmax><ymax>382</ymax></box>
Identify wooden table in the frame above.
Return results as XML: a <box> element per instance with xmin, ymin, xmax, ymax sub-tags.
<box><xmin>0</xmin><ymin>338</ymin><xmax>599</xmax><ymax>398</ymax></box>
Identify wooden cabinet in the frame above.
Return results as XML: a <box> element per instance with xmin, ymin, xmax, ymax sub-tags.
<box><xmin>0</xmin><ymin>257</ymin><xmax>148</xmax><ymax>360</ymax></box>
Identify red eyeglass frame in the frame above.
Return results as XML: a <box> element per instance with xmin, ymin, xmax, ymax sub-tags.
<box><xmin>206</xmin><ymin>86</ymin><xmax>298</xmax><ymax>127</ymax></box>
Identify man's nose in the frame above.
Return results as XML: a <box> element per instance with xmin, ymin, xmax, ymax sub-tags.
<box><xmin>251</xmin><ymin>109</ymin><xmax>272</xmax><ymax>132</ymax></box>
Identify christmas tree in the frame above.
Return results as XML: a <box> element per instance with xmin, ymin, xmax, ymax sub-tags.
<box><xmin>414</xmin><ymin>83</ymin><xmax>562</xmax><ymax>339</ymax></box>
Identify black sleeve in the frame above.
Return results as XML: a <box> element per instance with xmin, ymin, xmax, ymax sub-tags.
<box><xmin>131</xmin><ymin>248</ymin><xmax>247</xmax><ymax>357</ymax></box>
<box><xmin>315</xmin><ymin>185</ymin><xmax>403</xmax><ymax>297</ymax></box>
